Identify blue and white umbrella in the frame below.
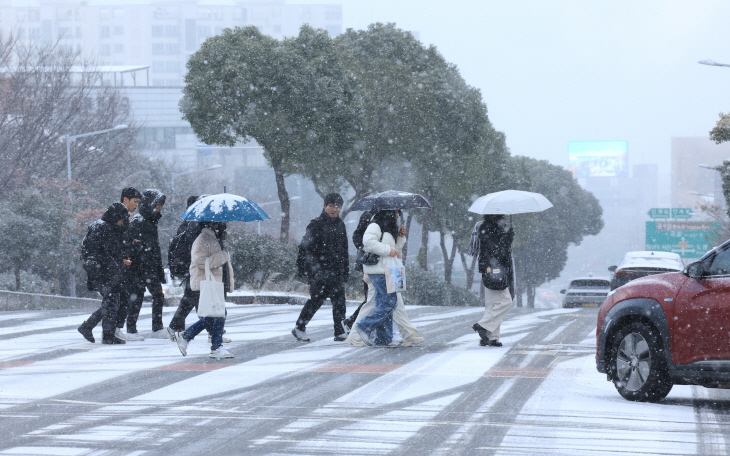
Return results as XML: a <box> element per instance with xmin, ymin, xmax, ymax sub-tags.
<box><xmin>180</xmin><ymin>194</ymin><xmax>270</xmax><ymax>222</ymax></box>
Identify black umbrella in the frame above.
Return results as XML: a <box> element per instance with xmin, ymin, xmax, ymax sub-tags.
<box><xmin>350</xmin><ymin>190</ymin><xmax>432</xmax><ymax>211</ymax></box>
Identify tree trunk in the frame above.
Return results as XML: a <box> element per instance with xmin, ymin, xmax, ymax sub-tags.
<box><xmin>527</xmin><ymin>284</ymin><xmax>536</xmax><ymax>308</ymax></box>
<box><xmin>402</xmin><ymin>213</ymin><xmax>413</xmax><ymax>265</ymax></box>
<box><xmin>270</xmin><ymin>156</ymin><xmax>291</xmax><ymax>241</ymax></box>
<box><xmin>514</xmin><ymin>278</ymin><xmax>524</xmax><ymax>308</ymax></box>
<box><xmin>461</xmin><ymin>250</ymin><xmax>476</xmax><ymax>291</ymax></box>
<box><xmin>14</xmin><ymin>265</ymin><xmax>21</xmax><ymax>291</ymax></box>
<box><xmin>438</xmin><ymin>229</ymin><xmax>458</xmax><ymax>285</ymax></box>
<box><xmin>418</xmin><ymin>212</ymin><xmax>429</xmax><ymax>270</ymax></box>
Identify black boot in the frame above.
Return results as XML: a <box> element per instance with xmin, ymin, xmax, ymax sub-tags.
<box><xmin>102</xmin><ymin>334</ymin><xmax>126</xmax><ymax>344</ymax></box>
<box><xmin>78</xmin><ymin>325</ymin><xmax>95</xmax><ymax>343</ymax></box>
<box><xmin>471</xmin><ymin>323</ymin><xmax>489</xmax><ymax>341</ymax></box>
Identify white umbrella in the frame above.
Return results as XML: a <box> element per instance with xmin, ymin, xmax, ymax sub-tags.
<box><xmin>468</xmin><ymin>190</ymin><xmax>553</xmax><ymax>215</ymax></box>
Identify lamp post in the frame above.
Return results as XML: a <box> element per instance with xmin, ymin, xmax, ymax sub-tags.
<box><xmin>64</xmin><ymin>124</ymin><xmax>128</xmax><ymax>297</ymax></box>
<box><xmin>170</xmin><ymin>164</ymin><xmax>223</xmax><ymax>197</ymax></box>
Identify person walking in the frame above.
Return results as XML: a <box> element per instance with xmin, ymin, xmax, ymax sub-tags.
<box><xmin>116</xmin><ymin>187</ymin><xmax>142</xmax><ymax>341</ymax></box>
<box><xmin>175</xmin><ymin>221</ymin><xmax>234</xmax><ymax>359</ymax></box>
<box><xmin>77</xmin><ymin>203</ymin><xmax>131</xmax><ymax>345</ymax></box>
<box><xmin>292</xmin><ymin>193</ymin><xmax>349</xmax><ymax>342</ymax></box>
<box><xmin>470</xmin><ymin>214</ymin><xmax>515</xmax><ymax>347</ymax></box>
<box><xmin>125</xmin><ymin>189</ymin><xmax>168</xmax><ymax>339</ymax></box>
<box><xmin>355</xmin><ymin>210</ymin><xmax>406</xmax><ymax>347</ymax></box>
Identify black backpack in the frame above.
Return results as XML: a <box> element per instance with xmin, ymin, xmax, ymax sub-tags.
<box><xmin>352</xmin><ymin>210</ymin><xmax>374</xmax><ymax>250</ymax></box>
<box><xmin>168</xmin><ymin>222</ymin><xmax>200</xmax><ymax>279</ymax></box>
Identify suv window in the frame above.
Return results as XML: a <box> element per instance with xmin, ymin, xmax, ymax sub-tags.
<box><xmin>708</xmin><ymin>248</ymin><xmax>730</xmax><ymax>276</ymax></box>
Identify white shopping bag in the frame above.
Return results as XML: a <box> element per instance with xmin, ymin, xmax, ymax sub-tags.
<box><xmin>385</xmin><ymin>257</ymin><xmax>407</xmax><ymax>293</ymax></box>
<box><xmin>198</xmin><ymin>258</ymin><xmax>226</xmax><ymax>318</ymax></box>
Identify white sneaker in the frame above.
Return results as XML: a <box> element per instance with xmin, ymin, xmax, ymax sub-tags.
<box><xmin>208</xmin><ymin>335</ymin><xmax>232</xmax><ymax>344</ymax></box>
<box><xmin>291</xmin><ymin>328</ymin><xmax>310</xmax><ymax>342</ymax></box>
<box><xmin>164</xmin><ymin>327</ymin><xmax>178</xmax><ymax>342</ymax></box>
<box><xmin>148</xmin><ymin>329</ymin><xmax>169</xmax><ymax>339</ymax></box>
<box><xmin>177</xmin><ymin>336</ymin><xmax>188</xmax><ymax>356</ymax></box>
<box><xmin>125</xmin><ymin>331</ymin><xmax>145</xmax><ymax>341</ymax></box>
<box><xmin>114</xmin><ymin>328</ymin><xmax>127</xmax><ymax>341</ymax></box>
<box><xmin>402</xmin><ymin>335</ymin><xmax>425</xmax><ymax>347</ymax></box>
<box><xmin>209</xmin><ymin>347</ymin><xmax>234</xmax><ymax>359</ymax></box>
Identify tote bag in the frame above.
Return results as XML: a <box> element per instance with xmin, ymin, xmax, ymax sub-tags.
<box><xmin>198</xmin><ymin>258</ymin><xmax>226</xmax><ymax>318</ymax></box>
<box><xmin>385</xmin><ymin>257</ymin><xmax>407</xmax><ymax>293</ymax></box>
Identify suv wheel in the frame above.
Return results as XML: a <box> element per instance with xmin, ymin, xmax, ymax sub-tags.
<box><xmin>610</xmin><ymin>322</ymin><xmax>672</xmax><ymax>402</ymax></box>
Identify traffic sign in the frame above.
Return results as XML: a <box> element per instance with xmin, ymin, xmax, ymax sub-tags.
<box><xmin>671</xmin><ymin>208</ymin><xmax>693</xmax><ymax>219</ymax></box>
<box><xmin>647</xmin><ymin>208</ymin><xmax>670</xmax><ymax>219</ymax></box>
<box><xmin>645</xmin><ymin>221</ymin><xmax>719</xmax><ymax>258</ymax></box>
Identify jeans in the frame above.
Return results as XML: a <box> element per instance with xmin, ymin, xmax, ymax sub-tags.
<box><xmin>126</xmin><ymin>280</ymin><xmax>165</xmax><ymax>333</ymax></box>
<box><xmin>169</xmin><ymin>278</ymin><xmax>200</xmax><ymax>332</ymax></box>
<box><xmin>356</xmin><ymin>274</ymin><xmax>397</xmax><ymax>345</ymax></box>
<box><xmin>295</xmin><ymin>276</ymin><xmax>347</xmax><ymax>336</ymax></box>
<box><xmin>182</xmin><ymin>314</ymin><xmax>226</xmax><ymax>350</ymax></box>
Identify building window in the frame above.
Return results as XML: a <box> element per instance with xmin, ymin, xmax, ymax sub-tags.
<box><xmin>325</xmin><ymin>6</ymin><xmax>342</xmax><ymax>20</ymax></box>
<box><xmin>113</xmin><ymin>44</ymin><xmax>124</xmax><ymax>53</ymax></box>
<box><xmin>198</xmin><ymin>8</ymin><xmax>212</xmax><ymax>20</ymax></box>
<box><xmin>28</xmin><ymin>9</ymin><xmax>40</xmax><ymax>22</ymax></box>
<box><xmin>17</xmin><ymin>10</ymin><xmax>25</xmax><ymax>21</ymax></box>
<box><xmin>215</xmin><ymin>26</ymin><xmax>224</xmax><ymax>35</ymax></box>
<box><xmin>272</xmin><ymin>7</ymin><xmax>282</xmax><ymax>18</ymax></box>
<box><xmin>152</xmin><ymin>61</ymin><xmax>165</xmax><ymax>72</ymax></box>
<box><xmin>100</xmin><ymin>26</ymin><xmax>110</xmax><ymax>38</ymax></box>
<box><xmin>113</xmin><ymin>8</ymin><xmax>123</xmax><ymax>18</ymax></box>
<box><xmin>326</xmin><ymin>25</ymin><xmax>341</xmax><ymax>36</ymax></box>
<box><xmin>113</xmin><ymin>26</ymin><xmax>123</xmax><ymax>36</ymax></box>
<box><xmin>165</xmin><ymin>25</ymin><xmax>180</xmax><ymax>37</ymax></box>
<box><xmin>17</xmin><ymin>28</ymin><xmax>26</xmax><ymax>40</ymax></box>
<box><xmin>166</xmin><ymin>79</ymin><xmax>181</xmax><ymax>86</ymax></box>
<box><xmin>100</xmin><ymin>8</ymin><xmax>111</xmax><ymax>20</ymax></box>
<box><xmin>29</xmin><ymin>28</ymin><xmax>41</xmax><ymax>39</ymax></box>
<box><xmin>76</xmin><ymin>27</ymin><xmax>82</xmax><ymax>38</ymax></box>
<box><xmin>272</xmin><ymin>25</ymin><xmax>281</xmax><ymax>34</ymax></box>
<box><xmin>58</xmin><ymin>27</ymin><xmax>71</xmax><ymax>39</ymax></box>
<box><xmin>234</xmin><ymin>8</ymin><xmax>247</xmax><ymax>21</ymax></box>
<box><xmin>152</xmin><ymin>25</ymin><xmax>163</xmax><ymax>37</ymax></box>
<box><xmin>165</xmin><ymin>43</ymin><xmax>180</xmax><ymax>55</ymax></box>
<box><xmin>197</xmin><ymin>26</ymin><xmax>211</xmax><ymax>39</ymax></box>
<box><xmin>152</xmin><ymin>79</ymin><xmax>165</xmax><ymax>87</ymax></box>
<box><xmin>152</xmin><ymin>43</ymin><xmax>164</xmax><ymax>55</ymax></box>
<box><xmin>101</xmin><ymin>44</ymin><xmax>111</xmax><ymax>56</ymax></box>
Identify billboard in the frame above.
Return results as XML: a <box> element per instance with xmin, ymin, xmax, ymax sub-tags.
<box><xmin>568</xmin><ymin>141</ymin><xmax>628</xmax><ymax>177</ymax></box>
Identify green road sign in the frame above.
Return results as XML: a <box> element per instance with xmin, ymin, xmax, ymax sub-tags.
<box><xmin>647</xmin><ymin>208</ymin><xmax>670</xmax><ymax>219</ymax></box>
<box><xmin>646</xmin><ymin>221</ymin><xmax>719</xmax><ymax>258</ymax></box>
<box><xmin>671</xmin><ymin>208</ymin><xmax>693</xmax><ymax>219</ymax></box>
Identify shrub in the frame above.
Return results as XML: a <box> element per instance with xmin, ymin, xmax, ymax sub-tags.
<box><xmin>227</xmin><ymin>231</ymin><xmax>298</xmax><ymax>289</ymax></box>
<box><xmin>402</xmin><ymin>266</ymin><xmax>482</xmax><ymax>307</ymax></box>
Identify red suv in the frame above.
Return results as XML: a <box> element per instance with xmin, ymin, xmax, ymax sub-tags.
<box><xmin>596</xmin><ymin>240</ymin><xmax>730</xmax><ymax>402</ymax></box>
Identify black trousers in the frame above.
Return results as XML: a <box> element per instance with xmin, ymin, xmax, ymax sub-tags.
<box><xmin>126</xmin><ymin>280</ymin><xmax>165</xmax><ymax>333</ymax></box>
<box><xmin>169</xmin><ymin>278</ymin><xmax>200</xmax><ymax>332</ymax></box>
<box><xmin>81</xmin><ymin>285</ymin><xmax>120</xmax><ymax>339</ymax></box>
<box><xmin>296</xmin><ymin>277</ymin><xmax>346</xmax><ymax>336</ymax></box>
<box><xmin>116</xmin><ymin>279</ymin><xmax>131</xmax><ymax>329</ymax></box>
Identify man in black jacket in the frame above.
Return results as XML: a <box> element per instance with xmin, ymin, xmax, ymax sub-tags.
<box><xmin>125</xmin><ymin>189</ymin><xmax>167</xmax><ymax>338</ymax></box>
<box><xmin>292</xmin><ymin>193</ymin><xmax>349</xmax><ymax>342</ymax></box>
<box><xmin>472</xmin><ymin>214</ymin><xmax>515</xmax><ymax>347</ymax></box>
<box><xmin>116</xmin><ymin>187</ymin><xmax>142</xmax><ymax>341</ymax></box>
<box><xmin>78</xmin><ymin>203</ymin><xmax>130</xmax><ymax>344</ymax></box>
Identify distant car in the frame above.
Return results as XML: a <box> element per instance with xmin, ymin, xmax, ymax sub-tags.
<box><xmin>608</xmin><ymin>251</ymin><xmax>684</xmax><ymax>290</ymax></box>
<box><xmin>144</xmin><ymin>268</ymin><xmax>184</xmax><ymax>304</ymax></box>
<box><xmin>560</xmin><ymin>277</ymin><xmax>611</xmax><ymax>308</ymax></box>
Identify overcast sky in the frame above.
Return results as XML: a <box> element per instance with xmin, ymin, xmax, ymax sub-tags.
<box><xmin>291</xmin><ymin>0</ymin><xmax>730</xmax><ymax>200</ymax></box>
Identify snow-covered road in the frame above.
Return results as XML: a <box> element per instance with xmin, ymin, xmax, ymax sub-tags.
<box><xmin>0</xmin><ymin>304</ymin><xmax>726</xmax><ymax>455</ymax></box>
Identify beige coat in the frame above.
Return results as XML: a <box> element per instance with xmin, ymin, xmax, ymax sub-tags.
<box><xmin>189</xmin><ymin>228</ymin><xmax>234</xmax><ymax>292</ymax></box>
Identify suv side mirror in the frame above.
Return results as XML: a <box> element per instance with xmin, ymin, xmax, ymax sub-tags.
<box><xmin>685</xmin><ymin>261</ymin><xmax>705</xmax><ymax>279</ymax></box>
<box><xmin>560</xmin><ymin>289</ymin><xmax>566</xmax><ymax>294</ymax></box>
<box><xmin>608</xmin><ymin>265</ymin><xmax>617</xmax><ymax>272</ymax></box>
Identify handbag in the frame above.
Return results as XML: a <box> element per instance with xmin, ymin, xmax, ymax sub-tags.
<box><xmin>482</xmin><ymin>256</ymin><xmax>510</xmax><ymax>290</ymax></box>
<box><xmin>197</xmin><ymin>258</ymin><xmax>226</xmax><ymax>318</ymax></box>
<box><xmin>355</xmin><ymin>232</ymin><xmax>384</xmax><ymax>266</ymax></box>
<box><xmin>385</xmin><ymin>257</ymin><xmax>407</xmax><ymax>293</ymax></box>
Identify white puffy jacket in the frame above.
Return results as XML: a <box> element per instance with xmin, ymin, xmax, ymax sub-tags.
<box><xmin>362</xmin><ymin>222</ymin><xmax>406</xmax><ymax>275</ymax></box>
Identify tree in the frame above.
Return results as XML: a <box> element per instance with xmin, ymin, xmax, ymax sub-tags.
<box><xmin>507</xmin><ymin>156</ymin><xmax>604</xmax><ymax>307</ymax></box>
<box><xmin>0</xmin><ymin>35</ymin><xmax>139</xmax><ymax>200</ymax></box>
<box><xmin>181</xmin><ymin>25</ymin><xmax>358</xmax><ymax>240</ymax></box>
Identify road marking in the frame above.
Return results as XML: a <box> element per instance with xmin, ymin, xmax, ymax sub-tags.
<box><xmin>484</xmin><ymin>367</ymin><xmax>551</xmax><ymax>378</ymax></box>
<box><xmin>150</xmin><ymin>363</ymin><xmax>230</xmax><ymax>371</ymax></box>
<box><xmin>310</xmin><ymin>364</ymin><xmax>402</xmax><ymax>374</ymax></box>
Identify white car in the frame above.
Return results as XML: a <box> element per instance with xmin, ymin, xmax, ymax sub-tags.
<box><xmin>143</xmin><ymin>268</ymin><xmax>184</xmax><ymax>304</ymax></box>
<box><xmin>608</xmin><ymin>251</ymin><xmax>684</xmax><ymax>290</ymax></box>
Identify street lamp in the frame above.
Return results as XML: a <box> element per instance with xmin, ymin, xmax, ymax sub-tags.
<box><xmin>257</xmin><ymin>196</ymin><xmax>301</xmax><ymax>234</ymax></box>
<box><xmin>64</xmin><ymin>124</ymin><xmax>128</xmax><ymax>297</ymax></box>
<box><xmin>171</xmin><ymin>164</ymin><xmax>223</xmax><ymax>196</ymax></box>
<box><xmin>698</xmin><ymin>59</ymin><xmax>730</xmax><ymax>68</ymax></box>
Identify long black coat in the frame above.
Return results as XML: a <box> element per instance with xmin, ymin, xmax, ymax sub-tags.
<box><xmin>128</xmin><ymin>189</ymin><xmax>167</xmax><ymax>285</ymax></box>
<box><xmin>478</xmin><ymin>219</ymin><xmax>515</xmax><ymax>286</ymax></box>
<box><xmin>81</xmin><ymin>203</ymin><xmax>128</xmax><ymax>292</ymax></box>
<box><xmin>297</xmin><ymin>211</ymin><xmax>349</xmax><ymax>283</ymax></box>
